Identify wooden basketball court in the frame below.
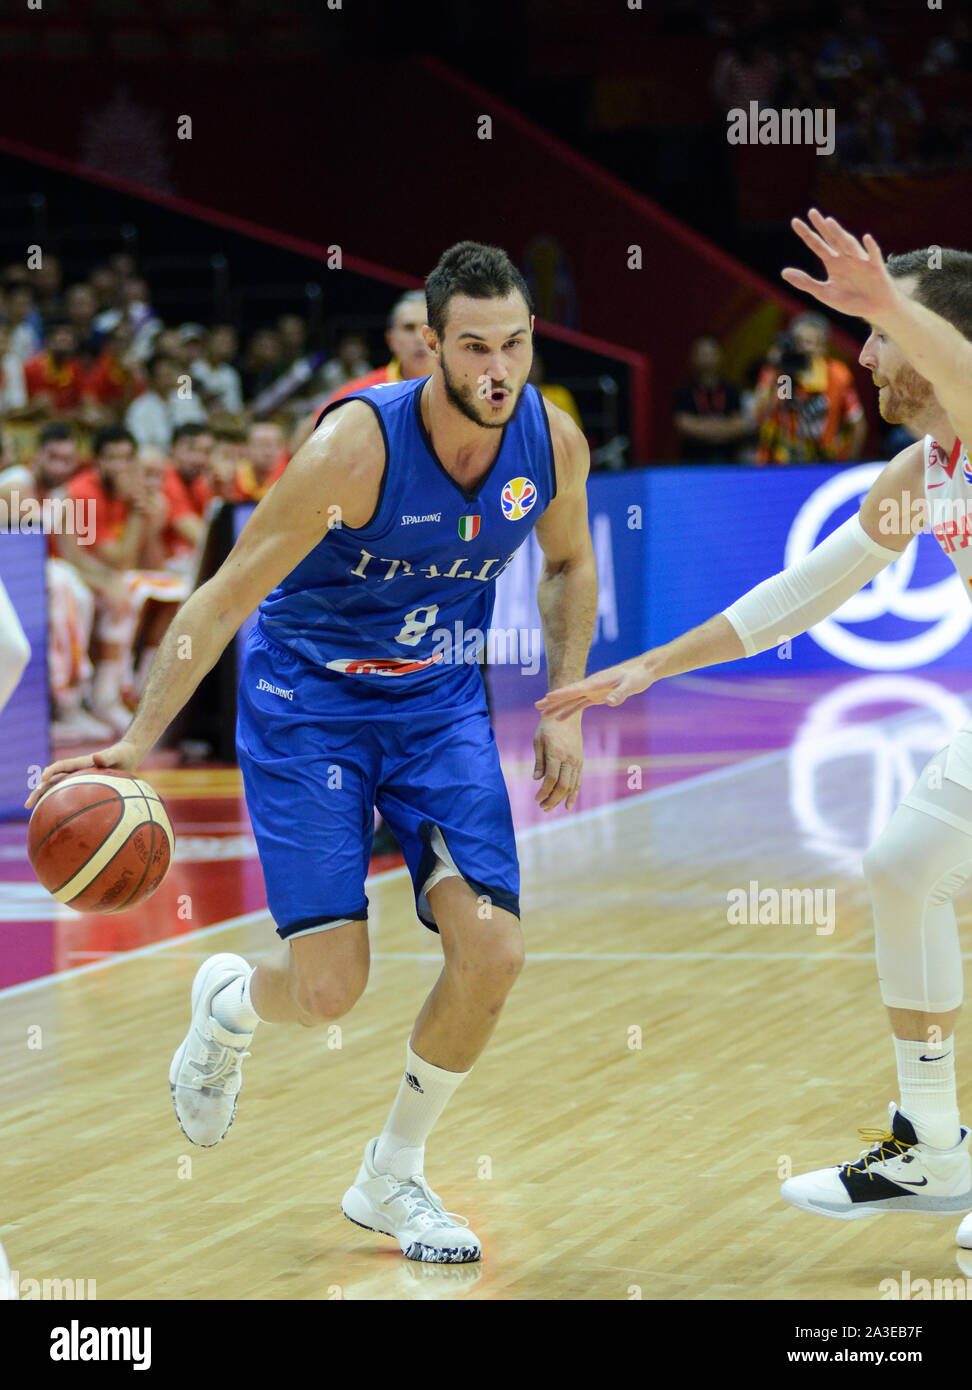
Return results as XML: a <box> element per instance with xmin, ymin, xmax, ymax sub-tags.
<box><xmin>4</xmin><ymin>674</ymin><xmax>972</xmax><ymax>1300</ymax></box>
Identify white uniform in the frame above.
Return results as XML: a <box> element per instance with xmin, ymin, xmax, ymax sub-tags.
<box><xmin>923</xmin><ymin>433</ymin><xmax>972</xmax><ymax>791</ymax></box>
<box><xmin>0</xmin><ymin>576</ymin><xmax>30</xmax><ymax>713</ymax></box>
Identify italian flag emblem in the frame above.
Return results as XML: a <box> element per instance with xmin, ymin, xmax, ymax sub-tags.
<box><xmin>458</xmin><ymin>515</ymin><xmax>481</xmax><ymax>541</ymax></box>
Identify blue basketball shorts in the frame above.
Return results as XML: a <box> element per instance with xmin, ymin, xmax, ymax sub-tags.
<box><xmin>236</xmin><ymin>624</ymin><xmax>520</xmax><ymax>939</ymax></box>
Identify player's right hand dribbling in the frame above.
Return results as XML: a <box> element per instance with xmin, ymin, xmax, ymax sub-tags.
<box><xmin>535</xmin><ymin>654</ymin><xmax>658</xmax><ymax>722</ymax></box>
<box><xmin>25</xmin><ymin>741</ymin><xmax>142</xmax><ymax>811</ymax></box>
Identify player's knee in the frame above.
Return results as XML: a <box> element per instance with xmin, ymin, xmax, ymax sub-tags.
<box><xmin>452</xmin><ymin>928</ymin><xmax>525</xmax><ymax>994</ymax></box>
<box><xmin>862</xmin><ymin>834</ymin><xmax>908</xmax><ymax>903</ymax></box>
<box><xmin>292</xmin><ymin>971</ymin><xmax>367</xmax><ymax>1026</ymax></box>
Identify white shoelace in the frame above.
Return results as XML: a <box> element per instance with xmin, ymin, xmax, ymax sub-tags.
<box><xmin>188</xmin><ymin>1036</ymin><xmax>250</xmax><ymax>1092</ymax></box>
<box><xmin>382</xmin><ymin>1173</ymin><xmax>470</xmax><ymax>1229</ymax></box>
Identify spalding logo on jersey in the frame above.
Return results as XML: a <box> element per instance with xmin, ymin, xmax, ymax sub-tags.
<box><xmin>501</xmin><ymin>477</ymin><xmax>537</xmax><ymax>521</ymax></box>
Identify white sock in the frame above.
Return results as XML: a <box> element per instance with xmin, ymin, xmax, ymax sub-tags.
<box><xmin>373</xmin><ymin>1042</ymin><xmax>470</xmax><ymax>1179</ymax></box>
<box><xmin>212</xmin><ymin>967</ymin><xmax>261</xmax><ymax>1034</ymax></box>
<box><xmin>894</xmin><ymin>1035</ymin><xmax>961</xmax><ymax>1148</ymax></box>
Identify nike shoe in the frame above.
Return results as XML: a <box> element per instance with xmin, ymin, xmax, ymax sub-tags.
<box><xmin>781</xmin><ymin>1103</ymin><xmax>972</xmax><ymax>1220</ymax></box>
<box><xmin>954</xmin><ymin>1212</ymin><xmax>972</xmax><ymax>1248</ymax></box>
<box><xmin>169</xmin><ymin>954</ymin><xmax>254</xmax><ymax>1147</ymax></box>
<box><xmin>341</xmin><ymin>1138</ymin><xmax>482</xmax><ymax>1263</ymax></box>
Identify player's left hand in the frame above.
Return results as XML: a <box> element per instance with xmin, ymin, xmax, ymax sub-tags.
<box><xmin>782</xmin><ymin>208</ymin><xmax>899</xmax><ymax>324</ymax></box>
<box><xmin>533</xmin><ymin>715</ymin><xmax>583</xmax><ymax>812</ymax></box>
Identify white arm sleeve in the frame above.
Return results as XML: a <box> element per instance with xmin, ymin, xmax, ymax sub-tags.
<box><xmin>722</xmin><ymin>515</ymin><xmax>902</xmax><ymax>658</ymax></box>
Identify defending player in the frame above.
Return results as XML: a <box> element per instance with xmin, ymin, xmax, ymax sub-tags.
<box><xmin>539</xmin><ymin>210</ymin><xmax>972</xmax><ymax>1233</ymax></box>
<box><xmin>26</xmin><ymin>242</ymin><xmax>598</xmax><ymax>1263</ymax></box>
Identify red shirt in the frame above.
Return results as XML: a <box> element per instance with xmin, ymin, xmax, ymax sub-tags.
<box><xmin>83</xmin><ymin>350</ymin><xmax>143</xmax><ymax>408</ymax></box>
<box><xmin>325</xmin><ymin>361</ymin><xmax>399</xmax><ymax>405</ymax></box>
<box><xmin>162</xmin><ymin>467</ymin><xmax>213</xmax><ymax>558</ymax></box>
<box><xmin>231</xmin><ymin>453</ymin><xmax>288</xmax><ymax>502</ymax></box>
<box><xmin>64</xmin><ymin>467</ymin><xmax>129</xmax><ymax>551</ymax></box>
<box><xmin>24</xmin><ymin>352</ymin><xmax>86</xmax><ymax>411</ymax></box>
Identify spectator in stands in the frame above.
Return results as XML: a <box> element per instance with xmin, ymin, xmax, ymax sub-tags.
<box><xmin>190</xmin><ymin>324</ymin><xmax>244</xmax><ymax>415</ymax></box>
<box><xmin>166</xmin><ymin>422</ymin><xmax>215</xmax><ymax>527</ymax></box>
<box><xmin>33</xmin><ymin>254</ymin><xmax>64</xmax><ymax>319</ymax></box>
<box><xmin>65</xmin><ymin>283</ymin><xmax>101</xmax><ymax>368</ymax></box>
<box><xmin>23</xmin><ymin>319</ymin><xmax>86</xmax><ymax>419</ymax></box>
<box><xmin>752</xmin><ymin>314</ymin><xmax>867</xmax><ymax>464</ymax></box>
<box><xmin>125</xmin><ymin>353</ymin><xmax>183</xmax><ymax>450</ymax></box>
<box><xmin>4</xmin><ymin>284</ymin><xmax>43</xmax><ymax>362</ymax></box>
<box><xmin>319</xmin><ymin>332</ymin><xmax>373</xmax><ymax>396</ymax></box>
<box><xmin>921</xmin><ymin>14</ymin><xmax>971</xmax><ymax>74</ymax></box>
<box><xmin>233</xmin><ymin>422</ymin><xmax>288</xmax><ymax>501</ymax></box>
<box><xmin>290</xmin><ymin>290</ymin><xmax>433</xmax><ymax>450</ymax></box>
<box><xmin>673</xmin><ymin>336</ymin><xmax>750</xmax><ymax>461</ymax></box>
<box><xmin>712</xmin><ymin>24</ymin><xmax>781</xmax><ymax>110</ymax></box>
<box><xmin>84</xmin><ymin>320</ymin><xmax>145</xmax><ymax>424</ymax></box>
<box><xmin>529</xmin><ymin>352</ymin><xmax>583</xmax><ymax>430</ymax></box>
<box><xmin>29</xmin><ymin>421</ymin><xmax>82</xmax><ymax>494</ymax></box>
<box><xmin>58</xmin><ymin>425</ymin><xmax>188</xmax><ymax>728</ymax></box>
<box><xmin>89</xmin><ymin>264</ymin><xmax>121</xmax><ymax>319</ymax></box>
<box><xmin>210</xmin><ymin>427</ymin><xmax>247</xmax><ymax>500</ymax></box>
<box><xmin>835</xmin><ymin>91</ymin><xmax>896</xmax><ymax>169</ymax></box>
<box><xmin>815</xmin><ymin>4</ymin><xmax>886</xmax><ymax>80</ymax></box>
<box><xmin>241</xmin><ymin>328</ymin><xmax>285</xmax><ymax>399</ymax></box>
<box><xmin>93</xmin><ymin>276</ymin><xmax>160</xmax><ymax>362</ymax></box>
<box><xmin>0</xmin><ymin>322</ymin><xmax>28</xmax><ymax>416</ymax></box>
<box><xmin>277</xmin><ymin>313</ymin><xmax>309</xmax><ymax>370</ymax></box>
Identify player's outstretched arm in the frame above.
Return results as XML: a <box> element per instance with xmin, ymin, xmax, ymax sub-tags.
<box><xmin>783</xmin><ymin>209</ymin><xmax>972</xmax><ymax>447</ymax></box>
<box><xmin>25</xmin><ymin>402</ymin><xmax>384</xmax><ymax>807</ymax></box>
<box><xmin>536</xmin><ymin>440</ymin><xmax>922</xmax><ymax>720</ymax></box>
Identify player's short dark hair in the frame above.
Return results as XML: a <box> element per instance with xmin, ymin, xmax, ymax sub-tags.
<box><xmin>887</xmin><ymin>249</ymin><xmax>972</xmax><ymax>341</ymax></box>
<box><xmin>425</xmin><ymin>242</ymin><xmax>533</xmax><ymax>339</ymax></box>
<box><xmin>92</xmin><ymin>425</ymin><xmax>136</xmax><ymax>456</ymax></box>
<box><xmin>38</xmin><ymin>422</ymin><xmax>74</xmax><ymax>446</ymax></box>
<box><xmin>171</xmin><ymin>422</ymin><xmax>212</xmax><ymax>445</ymax></box>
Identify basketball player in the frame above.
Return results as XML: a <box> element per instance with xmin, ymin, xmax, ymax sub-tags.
<box><xmin>27</xmin><ymin>242</ymin><xmax>597</xmax><ymax>1263</ymax></box>
<box><xmin>538</xmin><ymin>210</ymin><xmax>972</xmax><ymax>1235</ymax></box>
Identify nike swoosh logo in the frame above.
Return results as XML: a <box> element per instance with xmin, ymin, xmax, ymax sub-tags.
<box><xmin>897</xmin><ymin>1178</ymin><xmax>928</xmax><ymax>1187</ymax></box>
<box><xmin>927</xmin><ymin>482</ymin><xmax>946</xmax><ymax>488</ymax></box>
<box><xmin>920</xmin><ymin>1054</ymin><xmax>952</xmax><ymax>1061</ymax></box>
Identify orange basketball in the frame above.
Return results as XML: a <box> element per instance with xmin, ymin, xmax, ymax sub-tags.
<box><xmin>28</xmin><ymin>771</ymin><xmax>175</xmax><ymax>913</ymax></box>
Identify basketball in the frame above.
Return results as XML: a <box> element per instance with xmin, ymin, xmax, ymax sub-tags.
<box><xmin>27</xmin><ymin>771</ymin><xmax>175</xmax><ymax>914</ymax></box>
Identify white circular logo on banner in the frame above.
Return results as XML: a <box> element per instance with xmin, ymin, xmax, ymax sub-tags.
<box><xmin>784</xmin><ymin>465</ymin><xmax>972</xmax><ymax>669</ymax></box>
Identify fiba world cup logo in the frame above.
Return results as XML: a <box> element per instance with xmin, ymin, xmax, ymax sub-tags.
<box><xmin>501</xmin><ymin>477</ymin><xmax>537</xmax><ymax>522</ymax></box>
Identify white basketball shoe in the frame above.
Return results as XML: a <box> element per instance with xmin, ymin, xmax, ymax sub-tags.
<box><xmin>169</xmin><ymin>953</ymin><xmax>254</xmax><ymax>1147</ymax></box>
<box><xmin>342</xmin><ymin>1139</ymin><xmax>482</xmax><ymax>1263</ymax></box>
<box><xmin>782</xmin><ymin>1103</ymin><xmax>972</xmax><ymax>1220</ymax></box>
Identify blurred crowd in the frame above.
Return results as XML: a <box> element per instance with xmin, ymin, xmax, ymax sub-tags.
<box><xmin>709</xmin><ymin>3</ymin><xmax>971</xmax><ymax>173</ymax></box>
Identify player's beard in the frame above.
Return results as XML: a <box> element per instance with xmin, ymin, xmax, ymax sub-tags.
<box><xmin>879</xmin><ymin>362</ymin><xmax>936</xmax><ymax>426</ymax></box>
<box><xmin>440</xmin><ymin>354</ymin><xmax>523</xmax><ymax>430</ymax></box>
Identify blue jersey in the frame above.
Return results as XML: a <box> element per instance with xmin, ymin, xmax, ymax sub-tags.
<box><xmin>256</xmin><ymin>377</ymin><xmax>557</xmax><ymax>690</ymax></box>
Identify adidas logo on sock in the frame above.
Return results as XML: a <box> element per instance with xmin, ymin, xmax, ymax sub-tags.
<box><xmin>405</xmin><ymin>1072</ymin><xmax>424</xmax><ymax>1094</ymax></box>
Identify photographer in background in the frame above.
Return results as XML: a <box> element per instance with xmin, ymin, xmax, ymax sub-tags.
<box><xmin>753</xmin><ymin>313</ymin><xmax>867</xmax><ymax>463</ymax></box>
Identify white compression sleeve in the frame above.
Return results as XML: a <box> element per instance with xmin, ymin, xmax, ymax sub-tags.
<box><xmin>722</xmin><ymin>515</ymin><xmax>902</xmax><ymax>658</ymax></box>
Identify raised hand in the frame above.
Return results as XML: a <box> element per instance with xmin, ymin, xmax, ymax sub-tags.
<box><xmin>782</xmin><ymin>208</ymin><xmax>899</xmax><ymax>324</ymax></box>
